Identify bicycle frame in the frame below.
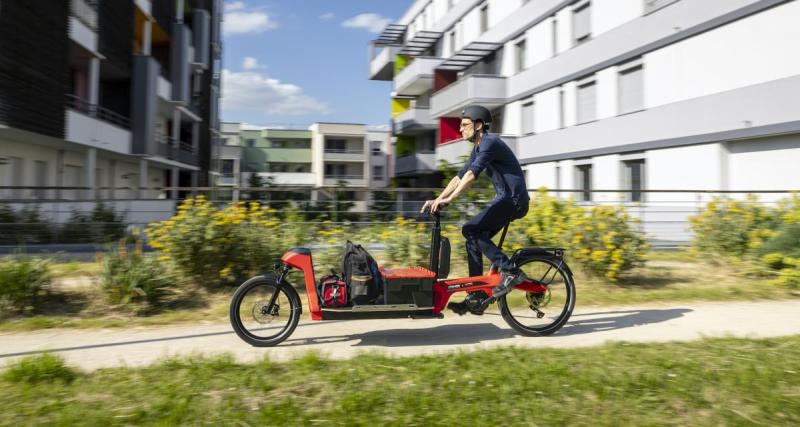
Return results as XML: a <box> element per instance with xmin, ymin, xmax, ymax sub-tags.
<box><xmin>281</xmin><ymin>246</ymin><xmax>549</xmax><ymax>321</ymax></box>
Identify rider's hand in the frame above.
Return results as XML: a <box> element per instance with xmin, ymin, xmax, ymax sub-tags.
<box><xmin>420</xmin><ymin>200</ymin><xmax>435</xmax><ymax>213</ymax></box>
<box><xmin>432</xmin><ymin>197</ymin><xmax>452</xmax><ymax>213</ymax></box>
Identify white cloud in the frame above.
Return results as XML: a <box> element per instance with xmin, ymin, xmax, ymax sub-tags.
<box><xmin>319</xmin><ymin>12</ymin><xmax>335</xmax><ymax>21</ymax></box>
<box><xmin>224</xmin><ymin>2</ymin><xmax>278</xmax><ymax>35</ymax></box>
<box><xmin>225</xmin><ymin>1</ymin><xmax>246</xmax><ymax>12</ymax></box>
<box><xmin>341</xmin><ymin>13</ymin><xmax>392</xmax><ymax>34</ymax></box>
<box><xmin>241</xmin><ymin>56</ymin><xmax>265</xmax><ymax>70</ymax></box>
<box><xmin>222</xmin><ymin>69</ymin><xmax>330</xmax><ymax>116</ymax></box>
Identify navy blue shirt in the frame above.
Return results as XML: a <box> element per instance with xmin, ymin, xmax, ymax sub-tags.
<box><xmin>457</xmin><ymin>133</ymin><xmax>529</xmax><ymax>203</ymax></box>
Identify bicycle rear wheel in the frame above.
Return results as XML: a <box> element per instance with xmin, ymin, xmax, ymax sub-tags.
<box><xmin>498</xmin><ymin>255</ymin><xmax>575</xmax><ymax>336</ymax></box>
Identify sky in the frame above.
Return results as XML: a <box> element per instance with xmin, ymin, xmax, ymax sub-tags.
<box><xmin>221</xmin><ymin>0</ymin><xmax>413</xmax><ymax>129</ymax></box>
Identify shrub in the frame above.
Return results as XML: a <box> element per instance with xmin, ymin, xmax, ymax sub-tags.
<box><xmin>100</xmin><ymin>243</ymin><xmax>172</xmax><ymax>307</ymax></box>
<box><xmin>380</xmin><ymin>217</ymin><xmax>431</xmax><ymax>267</ymax></box>
<box><xmin>566</xmin><ymin>205</ymin><xmax>648</xmax><ymax>282</ymax></box>
<box><xmin>515</xmin><ymin>189</ymin><xmax>648</xmax><ymax>282</ymax></box>
<box><xmin>147</xmin><ymin>197</ymin><xmax>286</xmax><ymax>287</ymax></box>
<box><xmin>0</xmin><ymin>204</ymin><xmax>53</xmax><ymax>245</ymax></box>
<box><xmin>59</xmin><ymin>203</ymin><xmax>126</xmax><ymax>244</ymax></box>
<box><xmin>757</xmin><ymin>222</ymin><xmax>800</xmax><ymax>259</ymax></box>
<box><xmin>2</xmin><ymin>353</ymin><xmax>78</xmax><ymax>384</ymax></box>
<box><xmin>688</xmin><ymin>195</ymin><xmax>780</xmax><ymax>258</ymax></box>
<box><xmin>0</xmin><ymin>254</ymin><xmax>52</xmax><ymax>315</ymax></box>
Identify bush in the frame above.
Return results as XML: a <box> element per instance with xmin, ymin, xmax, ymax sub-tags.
<box><xmin>0</xmin><ymin>254</ymin><xmax>52</xmax><ymax>315</ymax></box>
<box><xmin>0</xmin><ymin>204</ymin><xmax>53</xmax><ymax>245</ymax></box>
<box><xmin>59</xmin><ymin>203</ymin><xmax>126</xmax><ymax>244</ymax></box>
<box><xmin>688</xmin><ymin>195</ymin><xmax>780</xmax><ymax>258</ymax></box>
<box><xmin>100</xmin><ymin>243</ymin><xmax>172</xmax><ymax>307</ymax></box>
<box><xmin>757</xmin><ymin>222</ymin><xmax>800</xmax><ymax>259</ymax></box>
<box><xmin>516</xmin><ymin>189</ymin><xmax>648</xmax><ymax>282</ymax></box>
<box><xmin>2</xmin><ymin>353</ymin><xmax>78</xmax><ymax>384</ymax></box>
<box><xmin>380</xmin><ymin>217</ymin><xmax>431</xmax><ymax>267</ymax></box>
<box><xmin>147</xmin><ymin>197</ymin><xmax>287</xmax><ymax>287</ymax></box>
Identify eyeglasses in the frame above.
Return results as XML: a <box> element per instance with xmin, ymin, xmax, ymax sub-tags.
<box><xmin>459</xmin><ymin>122</ymin><xmax>473</xmax><ymax>130</ymax></box>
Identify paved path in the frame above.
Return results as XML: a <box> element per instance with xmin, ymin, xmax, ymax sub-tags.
<box><xmin>2</xmin><ymin>300</ymin><xmax>800</xmax><ymax>371</ymax></box>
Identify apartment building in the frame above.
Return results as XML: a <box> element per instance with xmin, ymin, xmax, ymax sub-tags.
<box><xmin>0</xmin><ymin>0</ymin><xmax>222</xmax><ymax>204</ymax></box>
<box><xmin>218</xmin><ymin>122</ymin><xmax>391</xmax><ymax>207</ymax></box>
<box><xmin>370</xmin><ymin>0</ymin><xmax>800</xmax><ymax>240</ymax></box>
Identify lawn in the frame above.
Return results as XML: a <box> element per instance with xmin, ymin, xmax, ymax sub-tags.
<box><xmin>1</xmin><ymin>250</ymin><xmax>797</xmax><ymax>332</ymax></box>
<box><xmin>2</xmin><ymin>335</ymin><xmax>799</xmax><ymax>426</ymax></box>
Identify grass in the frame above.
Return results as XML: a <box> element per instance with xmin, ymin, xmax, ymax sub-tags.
<box><xmin>1</xmin><ymin>251</ymin><xmax>798</xmax><ymax>332</ymax></box>
<box><xmin>2</xmin><ymin>336</ymin><xmax>799</xmax><ymax>425</ymax></box>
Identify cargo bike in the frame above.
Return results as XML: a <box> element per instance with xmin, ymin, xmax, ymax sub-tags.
<box><xmin>230</xmin><ymin>210</ymin><xmax>576</xmax><ymax>346</ymax></box>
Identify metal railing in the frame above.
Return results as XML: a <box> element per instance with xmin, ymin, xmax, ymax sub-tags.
<box><xmin>0</xmin><ymin>187</ymin><xmax>797</xmax><ymax>248</ymax></box>
<box><xmin>324</xmin><ymin>149</ymin><xmax>364</xmax><ymax>154</ymax></box>
<box><xmin>65</xmin><ymin>94</ymin><xmax>131</xmax><ymax>129</ymax></box>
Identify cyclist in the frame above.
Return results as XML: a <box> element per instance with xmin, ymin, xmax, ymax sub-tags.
<box><xmin>421</xmin><ymin>105</ymin><xmax>530</xmax><ymax>315</ymax></box>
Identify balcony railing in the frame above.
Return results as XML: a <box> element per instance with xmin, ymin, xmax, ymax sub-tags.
<box><xmin>71</xmin><ymin>0</ymin><xmax>98</xmax><ymax>30</ymax></box>
<box><xmin>324</xmin><ymin>174</ymin><xmax>364</xmax><ymax>180</ymax></box>
<box><xmin>154</xmin><ymin>137</ymin><xmax>198</xmax><ymax>166</ymax></box>
<box><xmin>324</xmin><ymin>149</ymin><xmax>364</xmax><ymax>154</ymax></box>
<box><xmin>430</xmin><ymin>74</ymin><xmax>506</xmax><ymax>118</ymax></box>
<box><xmin>65</xmin><ymin>94</ymin><xmax>130</xmax><ymax>129</ymax></box>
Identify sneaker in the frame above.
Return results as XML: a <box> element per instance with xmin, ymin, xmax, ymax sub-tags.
<box><xmin>447</xmin><ymin>300</ymin><xmax>469</xmax><ymax>315</ymax></box>
<box><xmin>492</xmin><ymin>267</ymin><xmax>527</xmax><ymax>299</ymax></box>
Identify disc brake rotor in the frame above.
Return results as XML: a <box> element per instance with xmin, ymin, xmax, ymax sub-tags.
<box><xmin>251</xmin><ymin>299</ymin><xmax>280</xmax><ymax>324</ymax></box>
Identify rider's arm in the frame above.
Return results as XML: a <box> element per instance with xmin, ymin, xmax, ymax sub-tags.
<box><xmin>443</xmin><ymin>170</ymin><xmax>476</xmax><ymax>202</ymax></box>
<box><xmin>437</xmin><ymin>176</ymin><xmax>461</xmax><ymax>200</ymax></box>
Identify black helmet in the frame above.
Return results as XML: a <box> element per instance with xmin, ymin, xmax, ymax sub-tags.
<box><xmin>461</xmin><ymin>105</ymin><xmax>492</xmax><ymax>131</ymax></box>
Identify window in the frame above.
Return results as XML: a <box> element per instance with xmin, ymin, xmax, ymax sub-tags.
<box><xmin>325</xmin><ymin>139</ymin><xmax>346</xmax><ymax>152</ymax></box>
<box><xmin>480</xmin><ymin>4</ymin><xmax>489</xmax><ymax>34</ymax></box>
<box><xmin>515</xmin><ymin>39</ymin><xmax>526</xmax><ymax>73</ymax></box>
<box><xmin>419</xmin><ymin>136</ymin><xmax>435</xmax><ymax>153</ymax></box>
<box><xmin>623</xmin><ymin>159</ymin><xmax>645</xmax><ymax>202</ymax></box>
<box><xmin>572</xmin><ymin>1</ymin><xmax>591</xmax><ymax>45</ymax></box>
<box><xmin>373</xmin><ymin>166</ymin><xmax>384</xmax><ymax>179</ymax></box>
<box><xmin>551</xmin><ymin>16</ymin><xmax>558</xmax><ymax>56</ymax></box>
<box><xmin>577</xmin><ymin>78</ymin><xmax>596</xmax><ymax>124</ymax></box>
<box><xmin>558</xmin><ymin>87</ymin><xmax>565</xmax><ymax>128</ymax></box>
<box><xmin>521</xmin><ymin>99</ymin><xmax>535</xmax><ymax>134</ymax></box>
<box><xmin>449</xmin><ymin>30</ymin><xmax>456</xmax><ymax>53</ymax></box>
<box><xmin>34</xmin><ymin>160</ymin><xmax>47</xmax><ymax>198</ymax></box>
<box><xmin>221</xmin><ymin>159</ymin><xmax>235</xmax><ymax>175</ymax></box>
<box><xmin>325</xmin><ymin>163</ymin><xmax>347</xmax><ymax>176</ymax></box>
<box><xmin>575</xmin><ymin>164</ymin><xmax>592</xmax><ymax>202</ymax></box>
<box><xmin>618</xmin><ymin>61</ymin><xmax>644</xmax><ymax>114</ymax></box>
<box><xmin>371</xmin><ymin>141</ymin><xmax>382</xmax><ymax>155</ymax></box>
<box><xmin>245</xmin><ymin>139</ymin><xmax>256</xmax><ymax>148</ymax></box>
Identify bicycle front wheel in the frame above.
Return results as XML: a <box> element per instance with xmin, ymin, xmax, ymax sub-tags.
<box><xmin>229</xmin><ymin>274</ymin><xmax>301</xmax><ymax>347</ymax></box>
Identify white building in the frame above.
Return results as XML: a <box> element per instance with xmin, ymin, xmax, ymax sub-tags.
<box><xmin>370</xmin><ymin>0</ymin><xmax>800</xmax><ymax>242</ymax></box>
<box><xmin>217</xmin><ymin>122</ymin><xmax>391</xmax><ymax>210</ymax></box>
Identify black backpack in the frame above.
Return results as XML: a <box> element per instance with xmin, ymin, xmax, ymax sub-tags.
<box><xmin>342</xmin><ymin>240</ymin><xmax>382</xmax><ymax>305</ymax></box>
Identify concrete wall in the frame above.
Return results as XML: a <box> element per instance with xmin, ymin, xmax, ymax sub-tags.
<box><xmin>645</xmin><ymin>0</ymin><xmax>800</xmax><ymax>108</ymax></box>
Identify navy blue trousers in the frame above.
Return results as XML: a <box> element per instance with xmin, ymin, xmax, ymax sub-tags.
<box><xmin>462</xmin><ymin>198</ymin><xmax>529</xmax><ymax>277</ymax></box>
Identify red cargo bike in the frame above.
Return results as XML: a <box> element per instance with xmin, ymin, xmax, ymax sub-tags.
<box><xmin>230</xmin><ymin>211</ymin><xmax>576</xmax><ymax>346</ymax></box>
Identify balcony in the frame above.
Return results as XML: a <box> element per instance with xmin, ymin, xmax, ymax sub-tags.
<box><xmin>395</xmin><ymin>152</ymin><xmax>436</xmax><ymax>176</ymax></box>
<box><xmin>393</xmin><ymin>106</ymin><xmax>437</xmax><ymax>135</ymax></box>
<box><xmin>324</xmin><ymin>175</ymin><xmax>366</xmax><ymax>186</ymax></box>
<box><xmin>323</xmin><ymin>149</ymin><xmax>365</xmax><ymax>162</ymax></box>
<box><xmin>394</xmin><ymin>57</ymin><xmax>442</xmax><ymax>96</ymax></box>
<box><xmin>258</xmin><ymin>172</ymin><xmax>315</xmax><ymax>186</ymax></box>
<box><xmin>154</xmin><ymin>137</ymin><xmax>199</xmax><ymax>166</ymax></box>
<box><xmin>369</xmin><ymin>45</ymin><xmax>400</xmax><ymax>81</ymax></box>
<box><xmin>65</xmin><ymin>97</ymin><xmax>132</xmax><ymax>155</ymax></box>
<box><xmin>71</xmin><ymin>0</ymin><xmax>98</xmax><ymax>30</ymax></box>
<box><xmin>430</xmin><ymin>74</ymin><xmax>506</xmax><ymax>118</ymax></box>
<box><xmin>218</xmin><ymin>174</ymin><xmax>237</xmax><ymax>186</ymax></box>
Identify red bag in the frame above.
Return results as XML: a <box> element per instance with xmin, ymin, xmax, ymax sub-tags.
<box><xmin>318</xmin><ymin>275</ymin><xmax>348</xmax><ymax>308</ymax></box>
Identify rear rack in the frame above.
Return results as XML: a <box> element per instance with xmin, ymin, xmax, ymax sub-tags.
<box><xmin>511</xmin><ymin>247</ymin><xmax>566</xmax><ymax>259</ymax></box>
